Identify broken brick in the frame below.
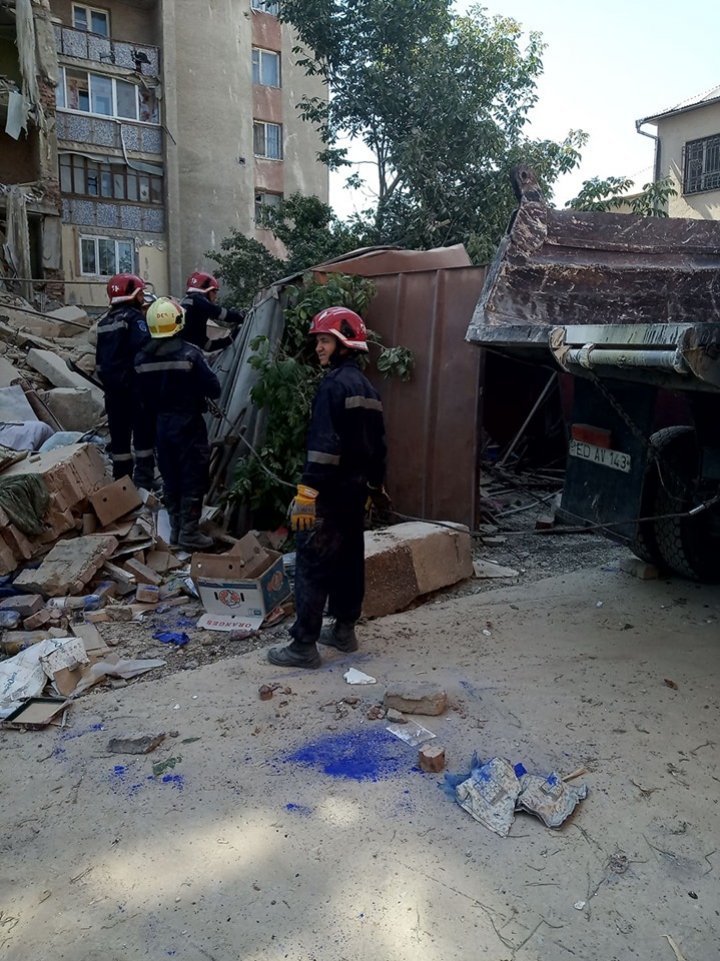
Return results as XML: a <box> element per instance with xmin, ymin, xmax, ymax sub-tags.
<box><xmin>123</xmin><ymin>558</ymin><xmax>163</xmax><ymax>586</ymax></box>
<box><xmin>384</xmin><ymin>683</ymin><xmax>448</xmax><ymax>717</ymax></box>
<box><xmin>418</xmin><ymin>744</ymin><xmax>446</xmax><ymax>773</ymax></box>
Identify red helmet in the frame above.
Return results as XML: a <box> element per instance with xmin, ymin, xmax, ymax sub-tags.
<box><xmin>309</xmin><ymin>306</ymin><xmax>368</xmax><ymax>352</ymax></box>
<box><xmin>107</xmin><ymin>273</ymin><xmax>145</xmax><ymax>306</ymax></box>
<box><xmin>186</xmin><ymin>271</ymin><xmax>220</xmax><ymax>295</ymax></box>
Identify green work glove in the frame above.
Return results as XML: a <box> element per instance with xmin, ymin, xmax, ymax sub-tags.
<box><xmin>289</xmin><ymin>484</ymin><xmax>318</xmax><ymax>532</ymax></box>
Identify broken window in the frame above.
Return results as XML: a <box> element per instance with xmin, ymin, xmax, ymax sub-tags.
<box><xmin>57</xmin><ymin>68</ymin><xmax>160</xmax><ymax>124</ymax></box>
<box><xmin>251</xmin><ymin>0</ymin><xmax>280</xmax><ymax>14</ymax></box>
<box><xmin>72</xmin><ymin>4</ymin><xmax>110</xmax><ymax>37</ymax></box>
<box><xmin>684</xmin><ymin>134</ymin><xmax>720</xmax><ymax>194</ymax></box>
<box><xmin>255</xmin><ymin>191</ymin><xmax>282</xmax><ymax>223</ymax></box>
<box><xmin>253</xmin><ymin>120</ymin><xmax>283</xmax><ymax>160</ymax></box>
<box><xmin>252</xmin><ymin>48</ymin><xmax>281</xmax><ymax>87</ymax></box>
<box><xmin>60</xmin><ymin>156</ymin><xmax>164</xmax><ymax>204</ymax></box>
<box><xmin>80</xmin><ymin>235</ymin><xmax>135</xmax><ymax>276</ymax></box>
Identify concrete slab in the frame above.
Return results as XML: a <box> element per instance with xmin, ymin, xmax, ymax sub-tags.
<box><xmin>1</xmin><ymin>567</ymin><xmax>718</xmax><ymax>960</ymax></box>
<box><xmin>39</xmin><ymin>387</ymin><xmax>105</xmax><ymax>432</ymax></box>
<box><xmin>26</xmin><ymin>348</ymin><xmax>104</xmax><ymax>406</ymax></box>
<box><xmin>13</xmin><ymin>533</ymin><xmax>118</xmax><ymax>596</ymax></box>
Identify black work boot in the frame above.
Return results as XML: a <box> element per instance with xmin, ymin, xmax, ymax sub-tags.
<box><xmin>133</xmin><ymin>455</ymin><xmax>157</xmax><ymax>492</ymax></box>
<box><xmin>163</xmin><ymin>492</ymin><xmax>182</xmax><ymax>547</ymax></box>
<box><xmin>178</xmin><ymin>497</ymin><xmax>214</xmax><ymax>551</ymax></box>
<box><xmin>318</xmin><ymin>620</ymin><xmax>359</xmax><ymax>653</ymax></box>
<box><xmin>267</xmin><ymin>640</ymin><xmax>322</xmax><ymax>669</ymax></box>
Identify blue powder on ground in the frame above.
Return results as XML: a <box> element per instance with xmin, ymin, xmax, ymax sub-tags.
<box><xmin>161</xmin><ymin>774</ymin><xmax>185</xmax><ymax>790</ymax></box>
<box><xmin>285</xmin><ymin>803</ymin><xmax>313</xmax><ymax>816</ymax></box>
<box><xmin>112</xmin><ymin>765</ymin><xmax>127</xmax><ymax>778</ymax></box>
<box><xmin>285</xmin><ymin>728</ymin><xmax>410</xmax><ymax>781</ymax></box>
<box><xmin>61</xmin><ymin>723</ymin><xmax>104</xmax><ymax>741</ymax></box>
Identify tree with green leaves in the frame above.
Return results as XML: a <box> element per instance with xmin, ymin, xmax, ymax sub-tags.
<box><xmin>209</xmin><ymin>193</ymin><xmax>366</xmax><ymax>305</ymax></box>
<box><xmin>280</xmin><ymin>0</ymin><xmax>585</xmax><ymax>261</ymax></box>
<box><xmin>566</xmin><ymin>176</ymin><xmax>678</xmax><ymax>217</ymax></box>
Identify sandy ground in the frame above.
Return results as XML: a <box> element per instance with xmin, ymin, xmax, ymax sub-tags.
<box><xmin>1</xmin><ymin>558</ymin><xmax>719</xmax><ymax>961</ymax></box>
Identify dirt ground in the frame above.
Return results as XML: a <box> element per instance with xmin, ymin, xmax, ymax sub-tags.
<box><xmin>1</xmin><ymin>534</ymin><xmax>719</xmax><ymax>961</ymax></box>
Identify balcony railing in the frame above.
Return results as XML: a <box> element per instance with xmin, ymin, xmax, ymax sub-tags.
<box><xmin>56</xmin><ymin>112</ymin><xmax>163</xmax><ymax>156</ymax></box>
<box><xmin>54</xmin><ymin>24</ymin><xmax>160</xmax><ymax>77</ymax></box>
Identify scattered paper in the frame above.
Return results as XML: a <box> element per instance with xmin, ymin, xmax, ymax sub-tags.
<box><xmin>344</xmin><ymin>667</ymin><xmax>376</xmax><ymax>685</ymax></box>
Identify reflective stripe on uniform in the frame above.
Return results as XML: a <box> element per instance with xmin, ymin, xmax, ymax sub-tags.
<box><xmin>98</xmin><ymin>318</ymin><xmax>129</xmax><ymax>334</ymax></box>
<box><xmin>112</xmin><ymin>452</ymin><xmax>133</xmax><ymax>462</ymax></box>
<box><xmin>307</xmin><ymin>450</ymin><xmax>341</xmax><ymax>465</ymax></box>
<box><xmin>217</xmin><ymin>307</ymin><xmax>228</xmax><ymax>322</ymax></box>
<box><xmin>135</xmin><ymin>360</ymin><xmax>193</xmax><ymax>373</ymax></box>
<box><xmin>134</xmin><ymin>449</ymin><xmax>155</xmax><ymax>459</ymax></box>
<box><xmin>344</xmin><ymin>396</ymin><xmax>383</xmax><ymax>411</ymax></box>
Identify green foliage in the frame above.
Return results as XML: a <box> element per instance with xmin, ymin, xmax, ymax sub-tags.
<box><xmin>279</xmin><ymin>0</ymin><xmax>585</xmax><ymax>259</ymax></box>
<box><xmin>208</xmin><ymin>193</ymin><xmax>367</xmax><ymax>306</ymax></box>
<box><xmin>566</xmin><ymin>176</ymin><xmax>678</xmax><ymax>217</ymax></box>
<box><xmin>228</xmin><ymin>273</ymin><xmax>412</xmax><ymax>527</ymax></box>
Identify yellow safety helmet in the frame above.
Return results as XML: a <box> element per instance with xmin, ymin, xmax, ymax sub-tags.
<box><xmin>146</xmin><ymin>296</ymin><xmax>185</xmax><ymax>339</ymax></box>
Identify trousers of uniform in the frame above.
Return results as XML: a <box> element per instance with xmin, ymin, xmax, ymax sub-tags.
<box><xmin>290</xmin><ymin>493</ymin><xmax>366</xmax><ymax>645</ymax></box>
<box><xmin>104</xmin><ymin>387</ymin><xmax>155</xmax><ymax>479</ymax></box>
<box><xmin>155</xmin><ymin>411</ymin><xmax>210</xmax><ymax>499</ymax></box>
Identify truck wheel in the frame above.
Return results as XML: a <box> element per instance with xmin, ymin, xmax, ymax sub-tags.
<box><xmin>652</xmin><ymin>427</ymin><xmax>720</xmax><ymax>582</ymax></box>
<box><xmin>629</xmin><ymin>427</ymin><xmax>687</xmax><ymax>568</ymax></box>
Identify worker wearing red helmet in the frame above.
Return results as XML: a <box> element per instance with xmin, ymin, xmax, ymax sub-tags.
<box><xmin>268</xmin><ymin>306</ymin><xmax>388</xmax><ymax>669</ymax></box>
<box><xmin>95</xmin><ymin>272</ymin><xmax>156</xmax><ymax>487</ymax></box>
<box><xmin>180</xmin><ymin>271</ymin><xmax>245</xmax><ymax>352</ymax></box>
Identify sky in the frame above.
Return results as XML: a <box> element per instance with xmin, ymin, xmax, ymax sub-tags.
<box><xmin>329</xmin><ymin>0</ymin><xmax>720</xmax><ymax>216</ymax></box>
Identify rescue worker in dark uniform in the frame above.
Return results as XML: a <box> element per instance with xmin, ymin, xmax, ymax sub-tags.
<box><xmin>180</xmin><ymin>271</ymin><xmax>245</xmax><ymax>353</ymax></box>
<box><xmin>134</xmin><ymin>297</ymin><xmax>221</xmax><ymax>550</ymax></box>
<box><xmin>268</xmin><ymin>307</ymin><xmax>388</xmax><ymax>669</ymax></box>
<box><xmin>95</xmin><ymin>272</ymin><xmax>156</xmax><ymax>487</ymax></box>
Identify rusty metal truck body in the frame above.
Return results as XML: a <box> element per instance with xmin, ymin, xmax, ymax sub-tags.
<box><xmin>466</xmin><ymin>166</ymin><xmax>720</xmax><ymax>581</ymax></box>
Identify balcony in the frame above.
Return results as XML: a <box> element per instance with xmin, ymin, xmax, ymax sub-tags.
<box><xmin>62</xmin><ymin>197</ymin><xmax>165</xmax><ymax>233</ymax></box>
<box><xmin>54</xmin><ymin>24</ymin><xmax>160</xmax><ymax>77</ymax></box>
<box><xmin>56</xmin><ymin>112</ymin><xmax>163</xmax><ymax>156</ymax></box>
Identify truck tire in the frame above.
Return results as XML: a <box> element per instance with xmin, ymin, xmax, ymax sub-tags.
<box><xmin>652</xmin><ymin>426</ymin><xmax>720</xmax><ymax>582</ymax></box>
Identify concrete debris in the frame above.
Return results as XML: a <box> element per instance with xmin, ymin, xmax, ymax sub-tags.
<box><xmin>384</xmin><ymin>682</ymin><xmax>448</xmax><ymax>716</ymax></box>
<box><xmin>363</xmin><ymin>522</ymin><xmax>473</xmax><ymax>618</ymax></box>
<box><xmin>14</xmin><ymin>534</ymin><xmax>119</xmax><ymax>596</ymax></box>
<box><xmin>473</xmin><ymin>559</ymin><xmax>519</xmax><ymax>578</ymax></box>
<box><xmin>39</xmin><ymin>387</ymin><xmax>104</xmax><ymax>433</ymax></box>
<box><xmin>419</xmin><ymin>743</ymin><xmax>446</xmax><ymax>773</ymax></box>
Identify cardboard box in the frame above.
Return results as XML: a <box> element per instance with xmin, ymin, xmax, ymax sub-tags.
<box><xmin>191</xmin><ymin>533</ymin><xmax>291</xmax><ymax>632</ymax></box>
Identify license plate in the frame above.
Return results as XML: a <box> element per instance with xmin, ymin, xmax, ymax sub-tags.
<box><xmin>569</xmin><ymin>439</ymin><xmax>631</xmax><ymax>473</ymax></box>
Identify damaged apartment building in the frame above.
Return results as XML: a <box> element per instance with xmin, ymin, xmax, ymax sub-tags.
<box><xmin>2</xmin><ymin>0</ymin><xmax>328</xmax><ymax>310</ymax></box>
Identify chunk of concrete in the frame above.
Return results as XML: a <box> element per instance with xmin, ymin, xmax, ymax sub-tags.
<box><xmin>363</xmin><ymin>522</ymin><xmax>473</xmax><ymax>618</ymax></box>
<box><xmin>384</xmin><ymin>683</ymin><xmax>448</xmax><ymax>716</ymax></box>
<box><xmin>1</xmin><ymin>443</ymin><xmax>109</xmax><ymax>511</ymax></box>
<box><xmin>620</xmin><ymin>556</ymin><xmax>659</xmax><ymax>580</ymax></box>
<box><xmin>39</xmin><ymin>387</ymin><xmax>105</xmax><ymax>432</ymax></box>
<box><xmin>0</xmin><ymin>354</ymin><xmax>20</xmax><ymax>388</ymax></box>
<box><xmin>13</xmin><ymin>533</ymin><xmax>118</xmax><ymax>597</ymax></box>
<box><xmin>0</xmin><ymin>594</ymin><xmax>44</xmax><ymax>618</ymax></box>
<box><xmin>25</xmin><ymin>349</ymin><xmax>104</xmax><ymax>406</ymax></box>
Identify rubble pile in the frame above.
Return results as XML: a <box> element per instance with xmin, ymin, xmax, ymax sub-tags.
<box><xmin>0</xmin><ymin>291</ymin><xmax>101</xmax><ymax>441</ymax></box>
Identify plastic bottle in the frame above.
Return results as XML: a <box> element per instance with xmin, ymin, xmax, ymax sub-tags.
<box><xmin>46</xmin><ymin>594</ymin><xmax>102</xmax><ymax>612</ymax></box>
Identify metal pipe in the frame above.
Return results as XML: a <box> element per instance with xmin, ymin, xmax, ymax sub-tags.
<box><xmin>565</xmin><ymin>346</ymin><xmax>688</xmax><ymax>374</ymax></box>
<box><xmin>635</xmin><ymin>119</ymin><xmax>662</xmax><ymax>182</ymax></box>
<box><xmin>498</xmin><ymin>371</ymin><xmax>558</xmax><ymax>467</ymax></box>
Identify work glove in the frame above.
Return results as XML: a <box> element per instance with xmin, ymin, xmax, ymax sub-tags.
<box><xmin>289</xmin><ymin>484</ymin><xmax>319</xmax><ymax>532</ymax></box>
<box><xmin>366</xmin><ymin>483</ymin><xmax>392</xmax><ymax>514</ymax></box>
<box><xmin>227</xmin><ymin>308</ymin><xmax>246</xmax><ymax>326</ymax></box>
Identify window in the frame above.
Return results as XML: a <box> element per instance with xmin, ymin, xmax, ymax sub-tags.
<box><xmin>60</xmin><ymin>155</ymin><xmax>163</xmax><ymax>204</ymax></box>
<box><xmin>255</xmin><ymin>191</ymin><xmax>282</xmax><ymax>223</ymax></box>
<box><xmin>253</xmin><ymin>121</ymin><xmax>283</xmax><ymax>159</ymax></box>
<box><xmin>57</xmin><ymin>68</ymin><xmax>159</xmax><ymax>123</ymax></box>
<box><xmin>251</xmin><ymin>0</ymin><xmax>280</xmax><ymax>15</ymax></box>
<box><xmin>80</xmin><ymin>236</ymin><xmax>134</xmax><ymax>276</ymax></box>
<box><xmin>684</xmin><ymin>134</ymin><xmax>720</xmax><ymax>194</ymax></box>
<box><xmin>72</xmin><ymin>4</ymin><xmax>110</xmax><ymax>37</ymax></box>
<box><xmin>252</xmin><ymin>47</ymin><xmax>281</xmax><ymax>87</ymax></box>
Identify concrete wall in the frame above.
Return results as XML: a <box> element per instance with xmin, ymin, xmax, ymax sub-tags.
<box><xmin>164</xmin><ymin>0</ymin><xmax>328</xmax><ymax>296</ymax></box>
<box><xmin>61</xmin><ymin>222</ymin><xmax>168</xmax><ymax>308</ymax></box>
<box><xmin>656</xmin><ymin>101</ymin><xmax>720</xmax><ymax>219</ymax></box>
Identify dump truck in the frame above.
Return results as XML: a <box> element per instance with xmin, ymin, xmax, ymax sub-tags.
<box><xmin>466</xmin><ymin>165</ymin><xmax>720</xmax><ymax>582</ymax></box>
